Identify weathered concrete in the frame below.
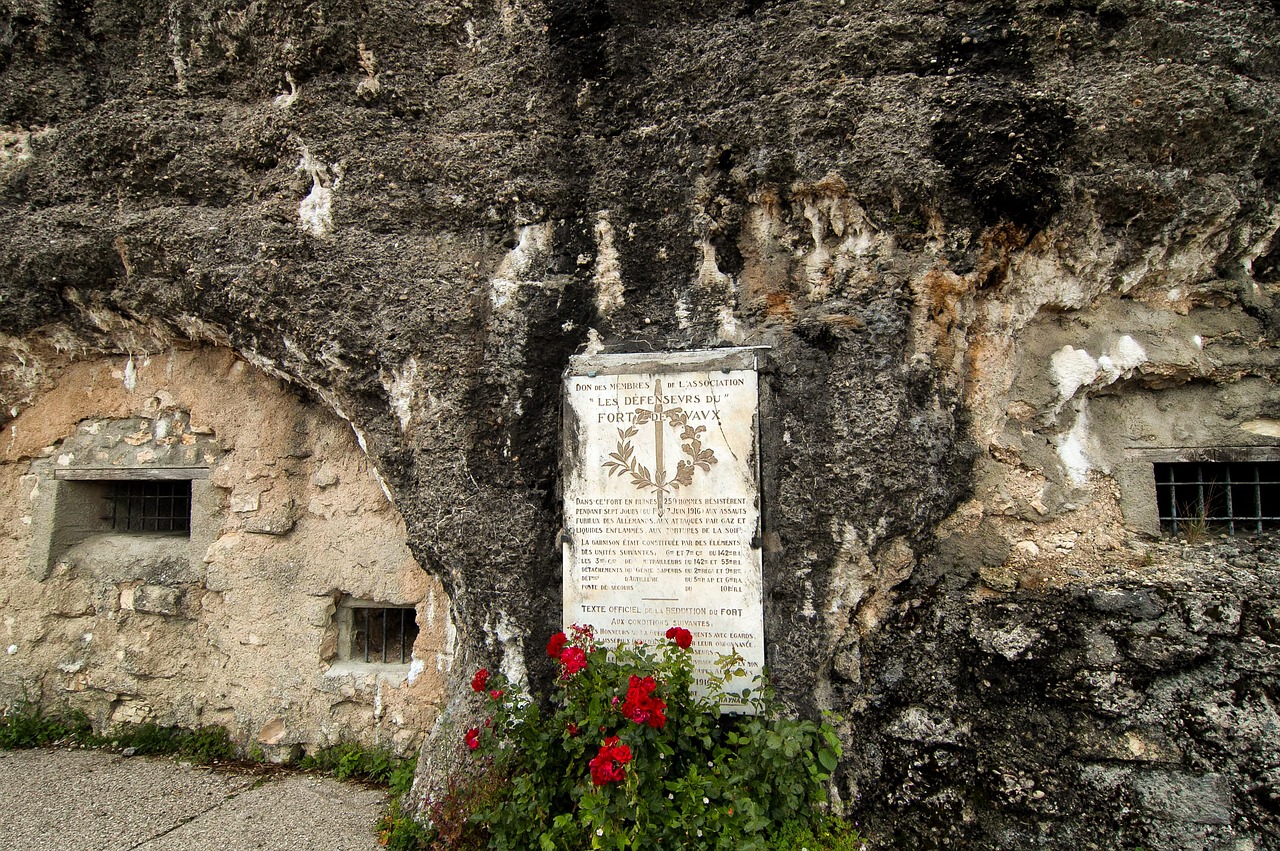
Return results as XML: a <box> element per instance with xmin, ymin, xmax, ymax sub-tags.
<box><xmin>0</xmin><ymin>748</ymin><xmax>385</xmax><ymax>851</ymax></box>
<box><xmin>0</xmin><ymin>349</ymin><xmax>450</xmax><ymax>756</ymax></box>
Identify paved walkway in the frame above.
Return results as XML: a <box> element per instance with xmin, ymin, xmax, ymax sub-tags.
<box><xmin>0</xmin><ymin>748</ymin><xmax>388</xmax><ymax>851</ymax></box>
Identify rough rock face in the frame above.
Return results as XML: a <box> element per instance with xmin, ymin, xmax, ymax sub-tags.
<box><xmin>1</xmin><ymin>1</ymin><xmax>1278</xmax><ymax>848</ymax></box>
<box><xmin>855</xmin><ymin>545</ymin><xmax>1280</xmax><ymax>848</ymax></box>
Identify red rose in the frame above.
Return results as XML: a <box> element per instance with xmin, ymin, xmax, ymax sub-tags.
<box><xmin>665</xmin><ymin>626</ymin><xmax>693</xmax><ymax>649</ymax></box>
<box><xmin>464</xmin><ymin>727</ymin><xmax>480</xmax><ymax>750</ymax></box>
<box><xmin>620</xmin><ymin>674</ymin><xmax>668</xmax><ymax>729</ymax></box>
<box><xmin>567</xmin><ymin>722</ymin><xmax>580</xmax><ymax>737</ymax></box>
<box><xmin>589</xmin><ymin>750</ymin><xmax>625</xmax><ymax>785</ymax></box>
<box><xmin>589</xmin><ymin>738</ymin><xmax>631</xmax><ymax>785</ymax></box>
<box><xmin>644</xmin><ymin>701</ymin><xmax>667</xmax><ymax>728</ymax></box>
<box><xmin>471</xmin><ymin>668</ymin><xmax>490</xmax><ymax>692</ymax></box>
<box><xmin>489</xmin><ymin>689</ymin><xmax>504</xmax><ymax>700</ymax></box>
<box><xmin>546</xmin><ymin>631</ymin><xmax>568</xmax><ymax>658</ymax></box>
<box><xmin>559</xmin><ymin>646</ymin><xmax>587</xmax><ymax>677</ymax></box>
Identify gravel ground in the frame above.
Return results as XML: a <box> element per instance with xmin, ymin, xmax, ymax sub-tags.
<box><xmin>0</xmin><ymin>749</ymin><xmax>387</xmax><ymax>851</ymax></box>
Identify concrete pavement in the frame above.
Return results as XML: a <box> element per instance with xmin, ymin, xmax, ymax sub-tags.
<box><xmin>0</xmin><ymin>748</ymin><xmax>389</xmax><ymax>851</ymax></box>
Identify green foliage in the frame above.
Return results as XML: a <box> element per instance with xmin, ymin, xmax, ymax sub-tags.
<box><xmin>377</xmin><ymin>767</ymin><xmax>438</xmax><ymax>851</ymax></box>
<box><xmin>0</xmin><ymin>701</ymin><xmax>233</xmax><ymax>765</ymax></box>
<box><xmin>766</xmin><ymin>813</ymin><xmax>868</xmax><ymax>850</ymax></box>
<box><xmin>176</xmin><ymin>725</ymin><xmax>236</xmax><ymax>763</ymax></box>
<box><xmin>459</xmin><ymin>626</ymin><xmax>850</xmax><ymax>851</ymax></box>
<box><xmin>0</xmin><ymin>701</ymin><xmax>96</xmax><ymax>749</ymax></box>
<box><xmin>299</xmin><ymin>741</ymin><xmax>411</xmax><ymax>787</ymax></box>
<box><xmin>379</xmin><ymin>809</ymin><xmax>436</xmax><ymax>851</ymax></box>
<box><xmin>111</xmin><ymin>723</ymin><xmax>235</xmax><ymax>764</ymax></box>
<box><xmin>388</xmin><ymin>755</ymin><xmax>419</xmax><ymax>798</ymax></box>
<box><xmin>110</xmin><ymin>722</ymin><xmax>184</xmax><ymax>755</ymax></box>
<box><xmin>380</xmin><ymin>765</ymin><xmax>499</xmax><ymax>851</ymax></box>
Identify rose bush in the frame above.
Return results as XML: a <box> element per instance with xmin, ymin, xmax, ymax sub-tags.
<box><xmin>459</xmin><ymin>625</ymin><xmax>844</xmax><ymax>851</ymax></box>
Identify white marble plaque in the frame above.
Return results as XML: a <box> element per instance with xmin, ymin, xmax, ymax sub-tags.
<box><xmin>563</xmin><ymin>348</ymin><xmax>764</xmax><ymax>711</ymax></box>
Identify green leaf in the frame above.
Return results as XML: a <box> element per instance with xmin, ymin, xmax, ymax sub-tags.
<box><xmin>818</xmin><ymin>748</ymin><xmax>837</xmax><ymax>772</ymax></box>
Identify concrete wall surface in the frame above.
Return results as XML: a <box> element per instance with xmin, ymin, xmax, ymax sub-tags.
<box><xmin>0</xmin><ymin>348</ymin><xmax>450</xmax><ymax>757</ymax></box>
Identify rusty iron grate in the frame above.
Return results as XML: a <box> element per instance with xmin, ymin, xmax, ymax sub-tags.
<box><xmin>352</xmin><ymin>607</ymin><xmax>419</xmax><ymax>664</ymax></box>
<box><xmin>106</xmin><ymin>480</ymin><xmax>191</xmax><ymax>534</ymax></box>
<box><xmin>1156</xmin><ymin>461</ymin><xmax>1280</xmax><ymax>535</ymax></box>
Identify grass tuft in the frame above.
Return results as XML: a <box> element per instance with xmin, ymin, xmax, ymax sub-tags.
<box><xmin>298</xmin><ymin>741</ymin><xmax>409</xmax><ymax>786</ymax></box>
<box><xmin>1</xmin><ymin>701</ymin><xmax>233</xmax><ymax>764</ymax></box>
<box><xmin>0</xmin><ymin>701</ymin><xmax>97</xmax><ymax>749</ymax></box>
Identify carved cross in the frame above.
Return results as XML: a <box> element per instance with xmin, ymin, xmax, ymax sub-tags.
<box><xmin>602</xmin><ymin>377</ymin><xmax>719</xmax><ymax>517</ymax></box>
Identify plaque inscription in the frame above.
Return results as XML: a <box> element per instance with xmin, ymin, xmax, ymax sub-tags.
<box><xmin>563</xmin><ymin>349</ymin><xmax>764</xmax><ymax>708</ymax></box>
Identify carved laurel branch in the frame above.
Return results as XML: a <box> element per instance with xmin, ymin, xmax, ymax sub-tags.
<box><xmin>602</xmin><ymin>425</ymin><xmax>661</xmax><ymax>491</ymax></box>
<box><xmin>602</xmin><ymin>411</ymin><xmax>718</xmax><ymax>493</ymax></box>
<box><xmin>664</xmin><ymin>410</ymin><xmax>718</xmax><ymax>488</ymax></box>
<box><xmin>674</xmin><ymin>423</ymin><xmax>717</xmax><ymax>487</ymax></box>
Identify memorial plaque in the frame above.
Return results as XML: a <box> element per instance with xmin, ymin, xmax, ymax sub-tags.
<box><xmin>563</xmin><ymin>348</ymin><xmax>765</xmax><ymax>710</ymax></box>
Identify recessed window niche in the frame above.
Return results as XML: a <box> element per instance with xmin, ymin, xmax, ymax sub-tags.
<box><xmin>1120</xmin><ymin>446</ymin><xmax>1280</xmax><ymax>538</ymax></box>
<box><xmin>25</xmin><ymin>415</ymin><xmax>221</xmax><ymax>584</ymax></box>
<box><xmin>1154</xmin><ymin>460</ymin><xmax>1280</xmax><ymax>536</ymax></box>
<box><xmin>325</xmin><ymin>598</ymin><xmax>421</xmax><ymax>674</ymax></box>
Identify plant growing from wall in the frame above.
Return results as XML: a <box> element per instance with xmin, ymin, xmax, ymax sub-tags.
<box><xmin>0</xmin><ymin>699</ymin><xmax>234</xmax><ymax>764</ymax></box>
<box><xmin>0</xmin><ymin>699</ymin><xmax>96</xmax><ymax>749</ymax></box>
<box><xmin>112</xmin><ymin>723</ymin><xmax>236</xmax><ymax>763</ymax></box>
<box><xmin>300</xmin><ymin>740</ymin><xmax>402</xmax><ymax>784</ymax></box>
<box><xmin>455</xmin><ymin>625</ymin><xmax>849</xmax><ymax>851</ymax></box>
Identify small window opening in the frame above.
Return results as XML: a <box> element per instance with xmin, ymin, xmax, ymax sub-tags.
<box><xmin>106</xmin><ymin>480</ymin><xmax>192</xmax><ymax>534</ymax></box>
<box><xmin>1155</xmin><ymin>461</ymin><xmax>1280</xmax><ymax>535</ymax></box>
<box><xmin>351</xmin><ymin>606</ymin><xmax>418</xmax><ymax>664</ymax></box>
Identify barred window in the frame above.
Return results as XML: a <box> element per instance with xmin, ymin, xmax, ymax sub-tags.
<box><xmin>345</xmin><ymin>604</ymin><xmax>419</xmax><ymax>665</ymax></box>
<box><xmin>1155</xmin><ymin>461</ymin><xmax>1280</xmax><ymax>535</ymax></box>
<box><xmin>106</xmin><ymin>480</ymin><xmax>192</xmax><ymax>534</ymax></box>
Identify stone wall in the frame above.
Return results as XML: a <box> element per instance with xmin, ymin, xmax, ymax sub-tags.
<box><xmin>1</xmin><ymin>0</ymin><xmax>1278</xmax><ymax>847</ymax></box>
<box><xmin>0</xmin><ymin>347</ymin><xmax>450</xmax><ymax>756</ymax></box>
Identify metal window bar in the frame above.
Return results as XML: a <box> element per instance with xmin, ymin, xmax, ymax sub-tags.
<box><xmin>1155</xmin><ymin>462</ymin><xmax>1280</xmax><ymax>535</ymax></box>
<box><xmin>1255</xmin><ymin>465</ymin><xmax>1263</xmax><ymax>534</ymax></box>
<box><xmin>353</xmin><ymin>606</ymin><xmax>418</xmax><ymax>664</ymax></box>
<box><xmin>1196</xmin><ymin>464</ymin><xmax>1205</xmax><ymax>530</ymax></box>
<box><xmin>1225</xmin><ymin>466</ymin><xmax>1234</xmax><ymax>535</ymax></box>
<box><xmin>107</xmin><ymin>480</ymin><xmax>191</xmax><ymax>534</ymax></box>
<box><xmin>1223</xmin><ymin>460</ymin><xmax>1233</xmax><ymax>534</ymax></box>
